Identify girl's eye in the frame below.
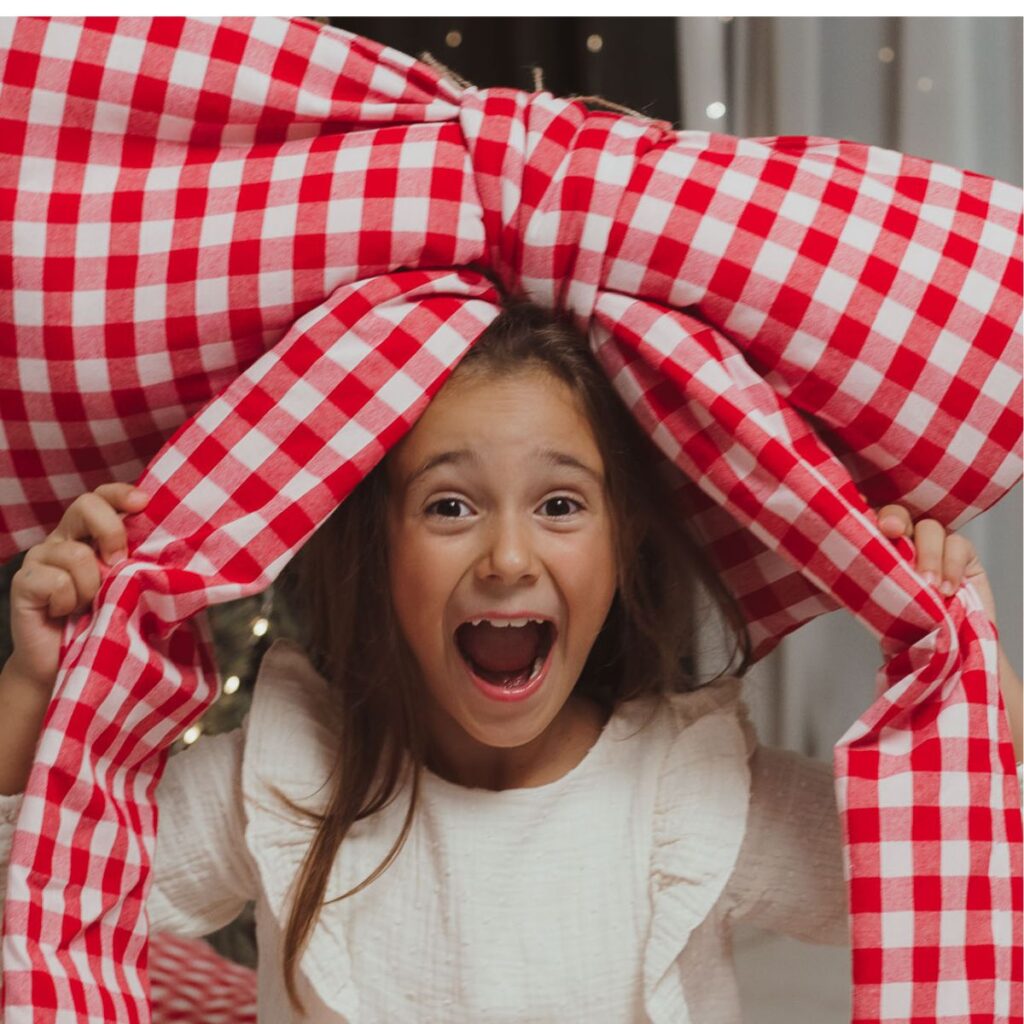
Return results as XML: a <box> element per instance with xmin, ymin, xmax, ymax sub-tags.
<box><xmin>541</xmin><ymin>497</ymin><xmax>582</xmax><ymax>518</ymax></box>
<box><xmin>426</xmin><ymin>498</ymin><xmax>471</xmax><ymax>519</ymax></box>
<box><xmin>424</xmin><ymin>497</ymin><xmax>582</xmax><ymax>519</ymax></box>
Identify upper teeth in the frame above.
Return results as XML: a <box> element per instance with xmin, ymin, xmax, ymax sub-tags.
<box><xmin>468</xmin><ymin>617</ymin><xmax>546</xmax><ymax>628</ymax></box>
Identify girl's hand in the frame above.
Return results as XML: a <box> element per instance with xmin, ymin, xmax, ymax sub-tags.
<box><xmin>875</xmin><ymin>504</ymin><xmax>998</xmax><ymax>629</ymax></box>
<box><xmin>876</xmin><ymin>504</ymin><xmax>1022</xmax><ymax>762</ymax></box>
<box><xmin>6</xmin><ymin>484</ymin><xmax>150</xmax><ymax>691</ymax></box>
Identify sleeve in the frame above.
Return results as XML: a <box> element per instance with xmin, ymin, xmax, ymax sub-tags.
<box><xmin>147</xmin><ymin>727</ymin><xmax>259</xmax><ymax>935</ymax></box>
<box><xmin>722</xmin><ymin>744</ymin><xmax>850</xmax><ymax>946</ymax></box>
<box><xmin>0</xmin><ymin>791</ymin><xmax>24</xmax><ymax>930</ymax></box>
<box><xmin>0</xmin><ymin>727</ymin><xmax>258</xmax><ymax>940</ymax></box>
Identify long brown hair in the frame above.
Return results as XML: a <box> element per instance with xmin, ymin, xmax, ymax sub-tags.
<box><xmin>274</xmin><ymin>298</ymin><xmax>752</xmax><ymax>1012</ymax></box>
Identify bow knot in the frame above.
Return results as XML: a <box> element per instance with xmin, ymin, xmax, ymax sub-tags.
<box><xmin>458</xmin><ymin>87</ymin><xmax>667</xmax><ymax>335</ymax></box>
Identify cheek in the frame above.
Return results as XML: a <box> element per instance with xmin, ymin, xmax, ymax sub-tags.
<box><xmin>386</xmin><ymin>533</ymin><xmax>419</xmax><ymax>642</ymax></box>
<box><xmin>591</xmin><ymin>516</ymin><xmax>619</xmax><ymax>583</ymax></box>
<box><xmin>558</xmin><ymin>531</ymin><xmax>618</xmax><ymax>620</ymax></box>
<box><xmin>387</xmin><ymin>533</ymin><xmax>456</xmax><ymax>650</ymax></box>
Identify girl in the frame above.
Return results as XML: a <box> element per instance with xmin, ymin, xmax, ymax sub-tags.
<box><xmin>0</xmin><ymin>300</ymin><xmax>1020</xmax><ymax>1022</ymax></box>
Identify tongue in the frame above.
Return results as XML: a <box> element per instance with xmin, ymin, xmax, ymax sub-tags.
<box><xmin>457</xmin><ymin>621</ymin><xmax>542</xmax><ymax>674</ymax></box>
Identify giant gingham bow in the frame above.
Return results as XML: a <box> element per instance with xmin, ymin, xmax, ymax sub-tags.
<box><xmin>0</xmin><ymin>16</ymin><xmax>1021</xmax><ymax>1024</ymax></box>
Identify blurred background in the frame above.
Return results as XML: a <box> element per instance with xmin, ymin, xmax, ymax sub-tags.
<box><xmin>1</xmin><ymin>16</ymin><xmax>1020</xmax><ymax>1022</ymax></box>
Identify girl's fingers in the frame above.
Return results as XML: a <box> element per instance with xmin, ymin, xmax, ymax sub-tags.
<box><xmin>14</xmin><ymin>560</ymin><xmax>82</xmax><ymax>618</ymax></box>
<box><xmin>911</xmin><ymin>518</ymin><xmax>949</xmax><ymax>589</ymax></box>
<box><xmin>877</xmin><ymin>504</ymin><xmax>913</xmax><ymax>537</ymax></box>
<box><xmin>939</xmin><ymin>533</ymin><xmax>977</xmax><ymax>596</ymax></box>
<box><xmin>874</xmin><ymin>505</ymin><xmax>987</xmax><ymax>603</ymax></box>
<box><xmin>50</xmin><ymin>484</ymin><xmax>149</xmax><ymax>567</ymax></box>
<box><xmin>22</xmin><ymin>539</ymin><xmax>103</xmax><ymax>614</ymax></box>
<box><xmin>38</xmin><ymin>540</ymin><xmax>104</xmax><ymax>611</ymax></box>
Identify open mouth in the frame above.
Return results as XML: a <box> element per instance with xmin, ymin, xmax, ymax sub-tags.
<box><xmin>454</xmin><ymin>619</ymin><xmax>557</xmax><ymax>689</ymax></box>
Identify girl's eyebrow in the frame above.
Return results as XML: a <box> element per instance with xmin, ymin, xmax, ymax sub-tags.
<box><xmin>406</xmin><ymin>448</ymin><xmax>479</xmax><ymax>488</ymax></box>
<box><xmin>536</xmin><ymin>447</ymin><xmax>604</xmax><ymax>485</ymax></box>
<box><xmin>406</xmin><ymin>447</ymin><xmax>604</xmax><ymax>488</ymax></box>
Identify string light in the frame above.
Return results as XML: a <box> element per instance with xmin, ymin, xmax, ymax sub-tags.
<box><xmin>917</xmin><ymin>76</ymin><xmax>933</xmax><ymax>92</ymax></box>
<box><xmin>878</xmin><ymin>46</ymin><xmax>895</xmax><ymax>64</ymax></box>
<box><xmin>445</xmin><ymin>30</ymin><xmax>462</xmax><ymax>48</ymax></box>
<box><xmin>705</xmin><ymin>101</ymin><xmax>727</xmax><ymax>120</ymax></box>
<box><xmin>188</xmin><ymin>584</ymin><xmax>278</xmax><ymax>740</ymax></box>
<box><xmin>586</xmin><ymin>34</ymin><xmax>603</xmax><ymax>54</ymax></box>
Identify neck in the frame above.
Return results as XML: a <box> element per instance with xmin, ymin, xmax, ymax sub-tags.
<box><xmin>424</xmin><ymin>695</ymin><xmax>608</xmax><ymax>791</ymax></box>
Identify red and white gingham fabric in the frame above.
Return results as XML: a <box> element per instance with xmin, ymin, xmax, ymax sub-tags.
<box><xmin>0</xmin><ymin>16</ymin><xmax>1020</xmax><ymax>1023</ymax></box>
<box><xmin>147</xmin><ymin>934</ymin><xmax>256</xmax><ymax>1024</ymax></box>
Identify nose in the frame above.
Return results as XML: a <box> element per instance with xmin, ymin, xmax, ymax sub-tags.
<box><xmin>476</xmin><ymin>513</ymin><xmax>539</xmax><ymax>585</ymax></box>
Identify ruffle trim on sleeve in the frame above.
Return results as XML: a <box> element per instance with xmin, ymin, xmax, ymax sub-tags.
<box><xmin>1</xmin><ymin>792</ymin><xmax>25</xmax><ymax>919</ymax></box>
<box><xmin>0</xmin><ymin>792</ymin><xmax>23</xmax><ymax>827</ymax></box>
<box><xmin>240</xmin><ymin>637</ymin><xmax>359</xmax><ymax>1022</ymax></box>
<box><xmin>643</xmin><ymin>676</ymin><xmax>756</xmax><ymax>1024</ymax></box>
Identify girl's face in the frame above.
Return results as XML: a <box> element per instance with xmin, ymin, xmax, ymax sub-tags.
<box><xmin>385</xmin><ymin>366</ymin><xmax>618</xmax><ymax>788</ymax></box>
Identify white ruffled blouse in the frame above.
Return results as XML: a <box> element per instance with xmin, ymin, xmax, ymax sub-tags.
<box><xmin>0</xmin><ymin>637</ymin><xmax>849</xmax><ymax>1022</ymax></box>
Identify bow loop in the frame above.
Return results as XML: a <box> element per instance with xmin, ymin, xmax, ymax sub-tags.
<box><xmin>458</xmin><ymin>87</ymin><xmax>667</xmax><ymax>334</ymax></box>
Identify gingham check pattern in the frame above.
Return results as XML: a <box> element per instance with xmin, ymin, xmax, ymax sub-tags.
<box><xmin>0</xmin><ymin>16</ymin><xmax>1020</xmax><ymax>1023</ymax></box>
<box><xmin>148</xmin><ymin>934</ymin><xmax>256</xmax><ymax>1024</ymax></box>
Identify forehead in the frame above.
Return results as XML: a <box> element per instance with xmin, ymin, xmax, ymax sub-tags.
<box><xmin>387</xmin><ymin>368</ymin><xmax>603</xmax><ymax>481</ymax></box>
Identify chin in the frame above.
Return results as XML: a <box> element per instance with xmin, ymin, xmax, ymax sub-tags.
<box><xmin>446</xmin><ymin>686</ymin><xmax>570</xmax><ymax>749</ymax></box>
<box><xmin>465</xmin><ymin>718</ymin><xmax>547</xmax><ymax>750</ymax></box>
